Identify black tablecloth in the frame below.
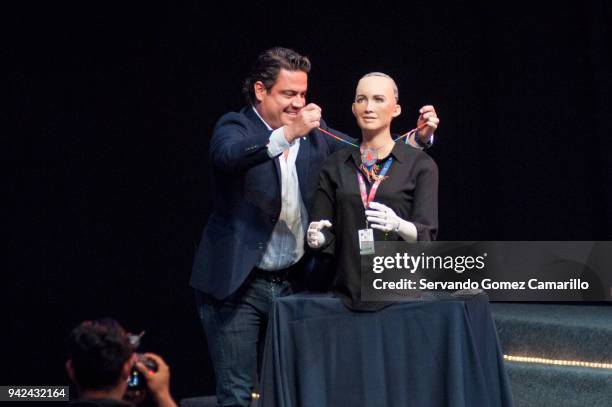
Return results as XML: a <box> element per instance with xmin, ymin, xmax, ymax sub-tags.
<box><xmin>259</xmin><ymin>292</ymin><xmax>513</xmax><ymax>407</ymax></box>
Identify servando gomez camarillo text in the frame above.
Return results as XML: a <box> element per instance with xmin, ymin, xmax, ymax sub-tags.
<box><xmin>359</xmin><ymin>243</ymin><xmax>608</xmax><ymax>302</ymax></box>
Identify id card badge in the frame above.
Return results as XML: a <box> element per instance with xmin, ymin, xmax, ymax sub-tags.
<box><xmin>358</xmin><ymin>228</ymin><xmax>375</xmax><ymax>255</ymax></box>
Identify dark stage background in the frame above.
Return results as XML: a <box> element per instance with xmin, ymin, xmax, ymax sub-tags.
<box><xmin>6</xmin><ymin>2</ymin><xmax>612</xmax><ymax>401</ymax></box>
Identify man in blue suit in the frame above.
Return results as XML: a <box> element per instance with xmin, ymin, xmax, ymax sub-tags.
<box><xmin>191</xmin><ymin>47</ymin><xmax>439</xmax><ymax>406</ymax></box>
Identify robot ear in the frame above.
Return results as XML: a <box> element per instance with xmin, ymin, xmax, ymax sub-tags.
<box><xmin>392</xmin><ymin>103</ymin><xmax>401</xmax><ymax>118</ymax></box>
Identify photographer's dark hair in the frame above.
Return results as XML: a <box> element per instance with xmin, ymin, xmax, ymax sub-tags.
<box><xmin>67</xmin><ymin>318</ymin><xmax>134</xmax><ymax>390</ymax></box>
<box><xmin>242</xmin><ymin>47</ymin><xmax>311</xmax><ymax>105</ymax></box>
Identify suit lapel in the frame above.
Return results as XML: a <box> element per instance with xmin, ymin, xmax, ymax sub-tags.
<box><xmin>243</xmin><ymin>106</ymin><xmax>282</xmax><ymax>194</ymax></box>
<box><xmin>295</xmin><ymin>136</ymin><xmax>310</xmax><ymax>202</ymax></box>
<box><xmin>273</xmin><ymin>156</ymin><xmax>282</xmax><ymax>192</ymax></box>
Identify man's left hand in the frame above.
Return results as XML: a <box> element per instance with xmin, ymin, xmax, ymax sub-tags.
<box><xmin>416</xmin><ymin>105</ymin><xmax>440</xmax><ymax>143</ymax></box>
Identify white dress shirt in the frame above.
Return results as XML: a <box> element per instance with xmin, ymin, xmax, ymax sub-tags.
<box><xmin>252</xmin><ymin>107</ymin><xmax>307</xmax><ymax>271</ymax></box>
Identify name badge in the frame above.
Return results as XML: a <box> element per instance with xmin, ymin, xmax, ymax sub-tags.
<box><xmin>358</xmin><ymin>228</ymin><xmax>375</xmax><ymax>255</ymax></box>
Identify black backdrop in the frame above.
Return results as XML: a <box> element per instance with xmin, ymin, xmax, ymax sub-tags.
<box><xmin>6</xmin><ymin>2</ymin><xmax>611</xmax><ymax>400</ymax></box>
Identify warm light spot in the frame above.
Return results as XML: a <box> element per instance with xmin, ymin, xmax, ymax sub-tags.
<box><xmin>504</xmin><ymin>355</ymin><xmax>612</xmax><ymax>370</ymax></box>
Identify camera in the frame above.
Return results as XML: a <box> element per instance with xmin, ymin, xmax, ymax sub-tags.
<box><xmin>127</xmin><ymin>353</ymin><xmax>158</xmax><ymax>390</ymax></box>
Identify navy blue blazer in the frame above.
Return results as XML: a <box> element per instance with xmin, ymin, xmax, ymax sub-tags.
<box><xmin>191</xmin><ymin>107</ymin><xmax>351</xmax><ymax>299</ymax></box>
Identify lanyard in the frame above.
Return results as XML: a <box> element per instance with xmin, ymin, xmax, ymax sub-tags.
<box><xmin>318</xmin><ymin>127</ymin><xmax>424</xmax><ymax>147</ymax></box>
<box><xmin>356</xmin><ymin>157</ymin><xmax>393</xmax><ymax>211</ymax></box>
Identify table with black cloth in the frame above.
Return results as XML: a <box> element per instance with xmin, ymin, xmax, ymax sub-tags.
<box><xmin>259</xmin><ymin>292</ymin><xmax>513</xmax><ymax>407</ymax></box>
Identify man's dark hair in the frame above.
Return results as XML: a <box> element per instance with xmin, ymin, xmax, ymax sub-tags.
<box><xmin>242</xmin><ymin>47</ymin><xmax>311</xmax><ymax>106</ymax></box>
<box><xmin>67</xmin><ymin>318</ymin><xmax>135</xmax><ymax>391</ymax></box>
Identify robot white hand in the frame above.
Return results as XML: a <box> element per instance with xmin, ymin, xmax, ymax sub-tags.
<box><xmin>307</xmin><ymin>220</ymin><xmax>332</xmax><ymax>248</ymax></box>
<box><xmin>365</xmin><ymin>202</ymin><xmax>418</xmax><ymax>242</ymax></box>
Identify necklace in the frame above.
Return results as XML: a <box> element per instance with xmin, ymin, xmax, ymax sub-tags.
<box><xmin>360</xmin><ymin>144</ymin><xmax>387</xmax><ymax>168</ymax></box>
<box><xmin>359</xmin><ymin>142</ymin><xmax>393</xmax><ymax>183</ymax></box>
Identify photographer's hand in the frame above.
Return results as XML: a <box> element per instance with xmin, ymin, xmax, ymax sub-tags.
<box><xmin>135</xmin><ymin>353</ymin><xmax>177</xmax><ymax>407</ymax></box>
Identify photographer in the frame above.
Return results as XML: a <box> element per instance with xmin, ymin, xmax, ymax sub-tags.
<box><xmin>65</xmin><ymin>318</ymin><xmax>177</xmax><ymax>407</ymax></box>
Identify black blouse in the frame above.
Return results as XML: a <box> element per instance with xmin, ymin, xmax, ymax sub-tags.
<box><xmin>310</xmin><ymin>142</ymin><xmax>438</xmax><ymax>311</ymax></box>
